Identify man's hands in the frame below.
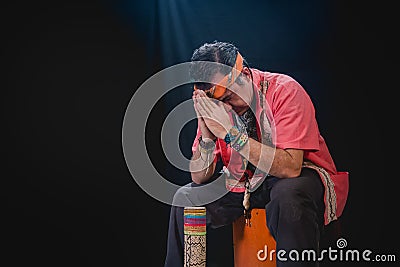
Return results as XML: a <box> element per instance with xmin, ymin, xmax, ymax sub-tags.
<box><xmin>193</xmin><ymin>90</ymin><xmax>233</xmax><ymax>139</ymax></box>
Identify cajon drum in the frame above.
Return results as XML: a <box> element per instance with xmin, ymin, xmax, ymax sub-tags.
<box><xmin>232</xmin><ymin>208</ymin><xmax>276</xmax><ymax>266</ymax></box>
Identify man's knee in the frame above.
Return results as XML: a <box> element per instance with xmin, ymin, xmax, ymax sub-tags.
<box><xmin>266</xmin><ymin>176</ymin><xmax>323</xmax><ymax>223</ymax></box>
<box><xmin>172</xmin><ymin>183</ymin><xmax>195</xmax><ymax>207</ymax></box>
<box><xmin>271</xmin><ymin>177</ymin><xmax>313</xmax><ymax>201</ymax></box>
<box><xmin>268</xmin><ymin>185</ymin><xmax>310</xmax><ymax>223</ymax></box>
<box><xmin>270</xmin><ymin>171</ymin><xmax>323</xmax><ymax>203</ymax></box>
<box><xmin>171</xmin><ymin>182</ymin><xmax>213</xmax><ymax>207</ymax></box>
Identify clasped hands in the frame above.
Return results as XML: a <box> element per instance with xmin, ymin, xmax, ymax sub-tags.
<box><xmin>193</xmin><ymin>90</ymin><xmax>233</xmax><ymax>140</ymax></box>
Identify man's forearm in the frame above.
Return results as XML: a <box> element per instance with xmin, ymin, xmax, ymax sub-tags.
<box><xmin>238</xmin><ymin>138</ymin><xmax>303</xmax><ymax>178</ymax></box>
<box><xmin>189</xmin><ymin>149</ymin><xmax>216</xmax><ymax>184</ymax></box>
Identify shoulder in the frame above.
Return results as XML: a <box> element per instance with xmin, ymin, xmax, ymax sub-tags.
<box><xmin>253</xmin><ymin>69</ymin><xmax>313</xmax><ymax>110</ymax></box>
<box><xmin>250</xmin><ymin>68</ymin><xmax>303</xmax><ymax>92</ymax></box>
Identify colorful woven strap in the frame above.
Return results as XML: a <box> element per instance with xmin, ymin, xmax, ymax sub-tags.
<box><xmin>184</xmin><ymin>207</ymin><xmax>206</xmax><ymax>236</ymax></box>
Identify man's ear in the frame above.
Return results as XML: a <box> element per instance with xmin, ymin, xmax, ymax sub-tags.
<box><xmin>242</xmin><ymin>67</ymin><xmax>252</xmax><ymax>80</ymax></box>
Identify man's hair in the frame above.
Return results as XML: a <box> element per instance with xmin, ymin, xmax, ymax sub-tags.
<box><xmin>189</xmin><ymin>41</ymin><xmax>250</xmax><ymax>90</ymax></box>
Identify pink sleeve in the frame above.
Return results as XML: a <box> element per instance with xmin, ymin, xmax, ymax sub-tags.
<box><xmin>191</xmin><ymin>127</ymin><xmax>202</xmax><ymax>154</ymax></box>
<box><xmin>272</xmin><ymin>80</ymin><xmax>320</xmax><ymax>151</ymax></box>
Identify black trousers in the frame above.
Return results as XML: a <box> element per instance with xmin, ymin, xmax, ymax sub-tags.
<box><xmin>164</xmin><ymin>168</ymin><xmax>325</xmax><ymax>267</ymax></box>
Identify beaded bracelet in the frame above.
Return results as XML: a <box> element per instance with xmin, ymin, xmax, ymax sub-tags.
<box><xmin>230</xmin><ymin>131</ymin><xmax>249</xmax><ymax>152</ymax></box>
<box><xmin>224</xmin><ymin>126</ymin><xmax>240</xmax><ymax>145</ymax></box>
<box><xmin>198</xmin><ymin>136</ymin><xmax>216</xmax><ymax>154</ymax></box>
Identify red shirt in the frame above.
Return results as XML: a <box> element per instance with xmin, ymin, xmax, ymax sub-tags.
<box><xmin>192</xmin><ymin>68</ymin><xmax>349</xmax><ymax>224</ymax></box>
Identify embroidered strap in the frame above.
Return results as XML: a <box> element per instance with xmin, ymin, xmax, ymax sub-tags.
<box><xmin>224</xmin><ymin>75</ymin><xmax>273</xmax><ymax>192</ymax></box>
<box><xmin>302</xmin><ymin>161</ymin><xmax>338</xmax><ymax>224</ymax></box>
<box><xmin>184</xmin><ymin>207</ymin><xmax>206</xmax><ymax>266</ymax></box>
<box><xmin>258</xmin><ymin>79</ymin><xmax>274</xmax><ymax>147</ymax></box>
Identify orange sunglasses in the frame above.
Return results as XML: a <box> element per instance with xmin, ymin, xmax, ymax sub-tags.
<box><xmin>193</xmin><ymin>52</ymin><xmax>244</xmax><ymax>99</ymax></box>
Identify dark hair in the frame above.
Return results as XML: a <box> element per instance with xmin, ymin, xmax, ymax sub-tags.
<box><xmin>189</xmin><ymin>40</ymin><xmax>250</xmax><ymax>90</ymax></box>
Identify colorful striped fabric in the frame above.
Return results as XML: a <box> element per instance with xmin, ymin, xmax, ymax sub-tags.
<box><xmin>184</xmin><ymin>207</ymin><xmax>206</xmax><ymax>267</ymax></box>
<box><xmin>184</xmin><ymin>207</ymin><xmax>206</xmax><ymax>235</ymax></box>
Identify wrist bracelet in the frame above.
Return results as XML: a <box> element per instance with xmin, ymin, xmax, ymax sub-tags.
<box><xmin>224</xmin><ymin>126</ymin><xmax>240</xmax><ymax>144</ymax></box>
<box><xmin>230</xmin><ymin>131</ymin><xmax>249</xmax><ymax>152</ymax></box>
<box><xmin>198</xmin><ymin>136</ymin><xmax>216</xmax><ymax>153</ymax></box>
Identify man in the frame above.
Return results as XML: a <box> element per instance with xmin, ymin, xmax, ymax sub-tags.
<box><xmin>164</xmin><ymin>41</ymin><xmax>349</xmax><ymax>266</ymax></box>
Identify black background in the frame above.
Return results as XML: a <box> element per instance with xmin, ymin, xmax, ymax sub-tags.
<box><xmin>2</xmin><ymin>0</ymin><xmax>397</xmax><ymax>266</ymax></box>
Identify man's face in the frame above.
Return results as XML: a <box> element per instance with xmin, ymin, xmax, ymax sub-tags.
<box><xmin>210</xmin><ymin>71</ymin><xmax>253</xmax><ymax>115</ymax></box>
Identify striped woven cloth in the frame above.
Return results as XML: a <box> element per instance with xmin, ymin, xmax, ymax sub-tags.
<box><xmin>184</xmin><ymin>207</ymin><xmax>206</xmax><ymax>235</ymax></box>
